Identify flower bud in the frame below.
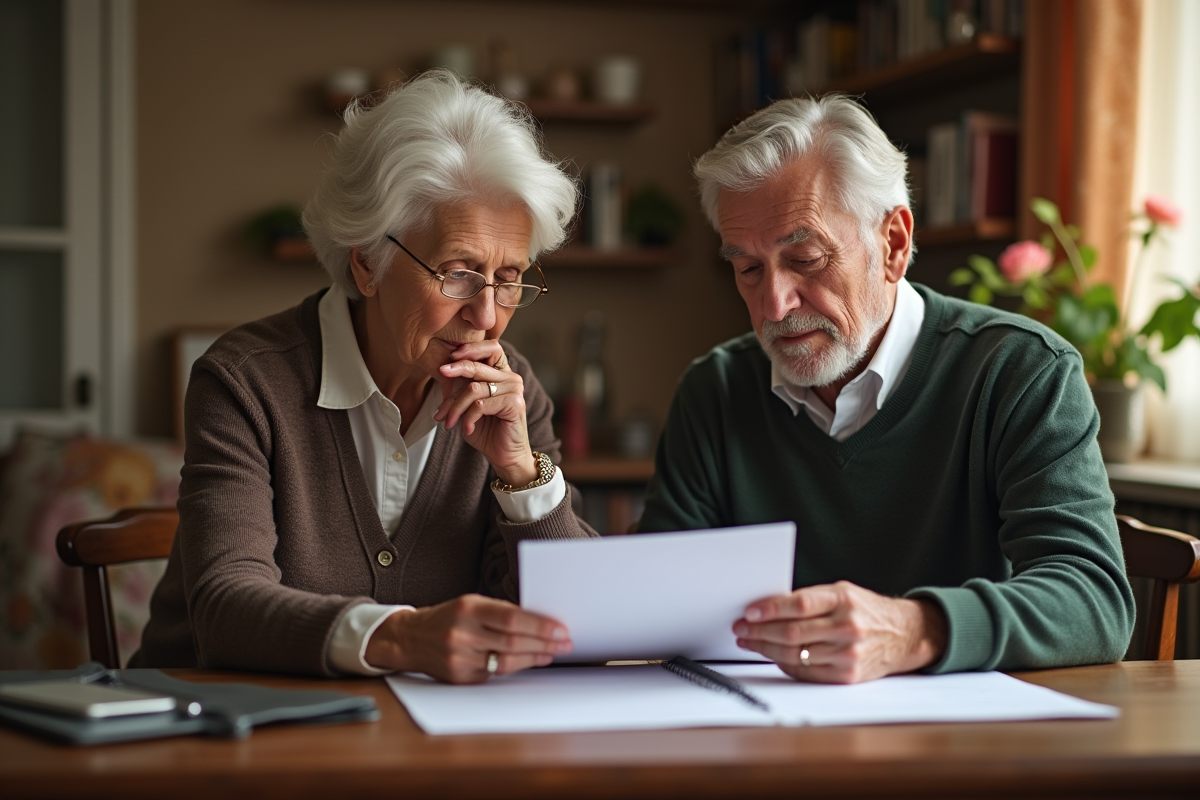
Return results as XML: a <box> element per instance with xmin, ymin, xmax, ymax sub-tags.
<box><xmin>1144</xmin><ymin>195</ymin><xmax>1183</xmax><ymax>227</ymax></box>
<box><xmin>997</xmin><ymin>241</ymin><xmax>1052</xmax><ymax>283</ymax></box>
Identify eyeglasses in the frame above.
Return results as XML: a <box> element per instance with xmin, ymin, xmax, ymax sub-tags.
<box><xmin>386</xmin><ymin>235</ymin><xmax>549</xmax><ymax>309</ymax></box>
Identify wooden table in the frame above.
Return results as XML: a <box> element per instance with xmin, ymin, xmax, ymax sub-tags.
<box><xmin>3</xmin><ymin>661</ymin><xmax>1199</xmax><ymax>799</ymax></box>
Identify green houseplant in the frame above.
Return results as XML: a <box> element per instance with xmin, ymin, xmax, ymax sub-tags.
<box><xmin>952</xmin><ymin>195</ymin><xmax>1198</xmax><ymax>461</ymax></box>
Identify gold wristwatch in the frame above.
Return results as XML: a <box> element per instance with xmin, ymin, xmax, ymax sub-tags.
<box><xmin>491</xmin><ymin>451</ymin><xmax>556</xmax><ymax>493</ymax></box>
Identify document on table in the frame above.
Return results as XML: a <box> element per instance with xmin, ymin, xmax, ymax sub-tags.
<box><xmin>386</xmin><ymin>664</ymin><xmax>1119</xmax><ymax>736</ymax></box>
<box><xmin>518</xmin><ymin>522</ymin><xmax>796</xmax><ymax>662</ymax></box>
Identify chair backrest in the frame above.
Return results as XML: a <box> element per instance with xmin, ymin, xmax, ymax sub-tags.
<box><xmin>56</xmin><ymin>507</ymin><xmax>179</xmax><ymax>669</ymax></box>
<box><xmin>1117</xmin><ymin>515</ymin><xmax>1200</xmax><ymax>660</ymax></box>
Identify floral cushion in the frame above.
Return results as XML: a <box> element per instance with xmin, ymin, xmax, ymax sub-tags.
<box><xmin>0</xmin><ymin>428</ymin><xmax>182</xmax><ymax>669</ymax></box>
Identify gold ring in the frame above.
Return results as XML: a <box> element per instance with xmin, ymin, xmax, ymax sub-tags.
<box><xmin>799</xmin><ymin>647</ymin><xmax>811</xmax><ymax>668</ymax></box>
<box><xmin>495</xmin><ymin>355</ymin><xmax>508</xmax><ymax>370</ymax></box>
<box><xmin>486</xmin><ymin>651</ymin><xmax>499</xmax><ymax>675</ymax></box>
<box><xmin>487</xmin><ymin>382</ymin><xmax>498</xmax><ymax>397</ymax></box>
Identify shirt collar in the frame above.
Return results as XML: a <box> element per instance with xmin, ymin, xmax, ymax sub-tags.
<box><xmin>317</xmin><ymin>284</ymin><xmax>383</xmax><ymax>410</ymax></box>
<box><xmin>770</xmin><ymin>278</ymin><xmax>925</xmax><ymax>416</ymax></box>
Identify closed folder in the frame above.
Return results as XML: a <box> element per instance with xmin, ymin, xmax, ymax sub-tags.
<box><xmin>0</xmin><ymin>663</ymin><xmax>378</xmax><ymax>745</ymax></box>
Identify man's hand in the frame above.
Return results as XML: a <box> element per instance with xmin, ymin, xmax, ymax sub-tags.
<box><xmin>733</xmin><ymin>581</ymin><xmax>947</xmax><ymax>683</ymax></box>
<box><xmin>364</xmin><ymin>594</ymin><xmax>572</xmax><ymax>684</ymax></box>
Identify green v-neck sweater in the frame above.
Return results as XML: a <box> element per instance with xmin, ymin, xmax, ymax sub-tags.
<box><xmin>639</xmin><ymin>284</ymin><xmax>1134</xmax><ymax>674</ymax></box>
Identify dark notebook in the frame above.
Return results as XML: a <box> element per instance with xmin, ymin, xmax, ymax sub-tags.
<box><xmin>0</xmin><ymin>663</ymin><xmax>379</xmax><ymax>745</ymax></box>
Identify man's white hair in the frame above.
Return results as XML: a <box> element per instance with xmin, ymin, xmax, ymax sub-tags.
<box><xmin>694</xmin><ymin>94</ymin><xmax>912</xmax><ymax>263</ymax></box>
<box><xmin>304</xmin><ymin>70</ymin><xmax>578</xmax><ymax>299</ymax></box>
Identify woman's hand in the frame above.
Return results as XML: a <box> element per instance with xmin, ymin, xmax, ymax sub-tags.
<box><xmin>364</xmin><ymin>594</ymin><xmax>572</xmax><ymax>683</ymax></box>
<box><xmin>433</xmin><ymin>341</ymin><xmax>538</xmax><ymax>487</ymax></box>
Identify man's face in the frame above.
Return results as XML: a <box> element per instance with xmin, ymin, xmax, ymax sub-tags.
<box><xmin>716</xmin><ymin>157</ymin><xmax>895</xmax><ymax>388</ymax></box>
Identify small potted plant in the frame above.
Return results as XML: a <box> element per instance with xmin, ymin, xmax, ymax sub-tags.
<box><xmin>625</xmin><ymin>184</ymin><xmax>684</xmax><ymax>247</ymax></box>
<box><xmin>952</xmin><ymin>196</ymin><xmax>1197</xmax><ymax>462</ymax></box>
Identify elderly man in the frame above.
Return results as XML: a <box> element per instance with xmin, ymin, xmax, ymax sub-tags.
<box><xmin>638</xmin><ymin>95</ymin><xmax>1134</xmax><ymax>683</ymax></box>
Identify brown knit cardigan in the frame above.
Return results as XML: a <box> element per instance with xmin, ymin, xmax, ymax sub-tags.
<box><xmin>131</xmin><ymin>290</ymin><xmax>598</xmax><ymax>676</ymax></box>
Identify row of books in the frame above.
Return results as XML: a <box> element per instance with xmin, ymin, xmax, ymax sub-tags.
<box><xmin>855</xmin><ymin>0</ymin><xmax>1026</xmax><ymax>74</ymax></box>
<box><xmin>715</xmin><ymin>0</ymin><xmax>1025</xmax><ymax>117</ymax></box>
<box><xmin>714</xmin><ymin>28</ymin><xmax>791</xmax><ymax>126</ymax></box>
<box><xmin>916</xmin><ymin>111</ymin><xmax>1018</xmax><ymax>228</ymax></box>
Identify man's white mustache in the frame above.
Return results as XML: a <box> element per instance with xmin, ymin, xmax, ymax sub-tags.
<box><xmin>762</xmin><ymin>313</ymin><xmax>839</xmax><ymax>344</ymax></box>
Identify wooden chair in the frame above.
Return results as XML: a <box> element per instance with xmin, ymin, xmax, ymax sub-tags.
<box><xmin>56</xmin><ymin>507</ymin><xmax>179</xmax><ymax>669</ymax></box>
<box><xmin>1118</xmin><ymin>515</ymin><xmax>1200</xmax><ymax>660</ymax></box>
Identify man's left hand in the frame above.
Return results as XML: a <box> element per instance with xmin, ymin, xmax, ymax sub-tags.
<box><xmin>733</xmin><ymin>581</ymin><xmax>948</xmax><ymax>683</ymax></box>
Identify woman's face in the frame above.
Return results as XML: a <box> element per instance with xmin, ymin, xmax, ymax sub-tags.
<box><xmin>355</xmin><ymin>202</ymin><xmax>534</xmax><ymax>385</ymax></box>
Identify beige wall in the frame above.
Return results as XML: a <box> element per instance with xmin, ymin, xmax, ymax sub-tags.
<box><xmin>136</xmin><ymin>0</ymin><xmax>754</xmax><ymax>438</ymax></box>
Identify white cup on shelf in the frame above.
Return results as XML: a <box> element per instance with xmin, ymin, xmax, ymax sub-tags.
<box><xmin>593</xmin><ymin>55</ymin><xmax>641</xmax><ymax>105</ymax></box>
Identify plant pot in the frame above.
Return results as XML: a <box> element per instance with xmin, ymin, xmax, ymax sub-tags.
<box><xmin>1090</xmin><ymin>380</ymin><xmax>1146</xmax><ymax>463</ymax></box>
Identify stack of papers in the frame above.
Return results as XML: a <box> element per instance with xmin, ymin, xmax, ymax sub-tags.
<box><xmin>386</xmin><ymin>663</ymin><xmax>1118</xmax><ymax>735</ymax></box>
<box><xmin>391</xmin><ymin>524</ymin><xmax>1116</xmax><ymax>736</ymax></box>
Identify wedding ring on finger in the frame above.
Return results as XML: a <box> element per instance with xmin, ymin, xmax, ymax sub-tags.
<box><xmin>494</xmin><ymin>354</ymin><xmax>508</xmax><ymax>370</ymax></box>
<box><xmin>799</xmin><ymin>646</ymin><xmax>811</xmax><ymax>668</ymax></box>
<box><xmin>487</xmin><ymin>381</ymin><xmax>498</xmax><ymax>397</ymax></box>
<box><xmin>486</xmin><ymin>651</ymin><xmax>499</xmax><ymax>675</ymax></box>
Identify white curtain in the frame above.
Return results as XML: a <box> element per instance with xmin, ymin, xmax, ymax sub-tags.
<box><xmin>1132</xmin><ymin>0</ymin><xmax>1200</xmax><ymax>460</ymax></box>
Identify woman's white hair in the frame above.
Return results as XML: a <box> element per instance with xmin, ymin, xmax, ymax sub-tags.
<box><xmin>694</xmin><ymin>94</ymin><xmax>911</xmax><ymax>262</ymax></box>
<box><xmin>304</xmin><ymin>70</ymin><xmax>578</xmax><ymax>299</ymax></box>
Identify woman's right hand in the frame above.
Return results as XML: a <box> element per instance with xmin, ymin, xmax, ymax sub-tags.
<box><xmin>364</xmin><ymin>594</ymin><xmax>572</xmax><ymax>683</ymax></box>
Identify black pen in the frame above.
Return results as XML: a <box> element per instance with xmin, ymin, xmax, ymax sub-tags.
<box><xmin>661</xmin><ymin>656</ymin><xmax>770</xmax><ymax>711</ymax></box>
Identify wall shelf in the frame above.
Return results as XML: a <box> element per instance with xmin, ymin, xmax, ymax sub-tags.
<box><xmin>522</xmin><ymin>99</ymin><xmax>655</xmax><ymax>124</ymax></box>
<box><xmin>268</xmin><ymin>239</ymin><xmax>677</xmax><ymax>270</ymax></box>
<box><xmin>560</xmin><ymin>456</ymin><xmax>655</xmax><ymax>484</ymax></box>
<box><xmin>916</xmin><ymin>218</ymin><xmax>1015</xmax><ymax>247</ymax></box>
<box><xmin>826</xmin><ymin>34</ymin><xmax>1021</xmax><ymax>107</ymax></box>
<box><xmin>540</xmin><ymin>246</ymin><xmax>678</xmax><ymax>269</ymax></box>
<box><xmin>271</xmin><ymin>237</ymin><xmax>316</xmax><ymax>261</ymax></box>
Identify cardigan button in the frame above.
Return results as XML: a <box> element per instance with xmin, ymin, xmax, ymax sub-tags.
<box><xmin>377</xmin><ymin>550</ymin><xmax>394</xmax><ymax>567</ymax></box>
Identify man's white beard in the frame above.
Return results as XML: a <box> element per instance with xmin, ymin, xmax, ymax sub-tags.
<box><xmin>758</xmin><ymin>279</ymin><xmax>891</xmax><ymax>388</ymax></box>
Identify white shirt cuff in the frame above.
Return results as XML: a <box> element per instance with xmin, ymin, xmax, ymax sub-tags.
<box><xmin>492</xmin><ymin>467</ymin><xmax>567</xmax><ymax>523</ymax></box>
<box><xmin>328</xmin><ymin>604</ymin><xmax>412</xmax><ymax>676</ymax></box>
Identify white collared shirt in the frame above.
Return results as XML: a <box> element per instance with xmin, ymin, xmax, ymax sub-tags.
<box><xmin>771</xmin><ymin>278</ymin><xmax>925</xmax><ymax>440</ymax></box>
<box><xmin>317</xmin><ymin>284</ymin><xmax>565</xmax><ymax>674</ymax></box>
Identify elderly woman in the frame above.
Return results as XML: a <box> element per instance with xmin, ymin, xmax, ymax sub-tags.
<box><xmin>132</xmin><ymin>72</ymin><xmax>598</xmax><ymax>682</ymax></box>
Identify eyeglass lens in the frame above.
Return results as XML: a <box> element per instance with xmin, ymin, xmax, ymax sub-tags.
<box><xmin>441</xmin><ymin>270</ymin><xmax>540</xmax><ymax>308</ymax></box>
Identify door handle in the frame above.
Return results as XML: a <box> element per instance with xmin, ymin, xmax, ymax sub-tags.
<box><xmin>74</xmin><ymin>373</ymin><xmax>92</xmax><ymax>409</ymax></box>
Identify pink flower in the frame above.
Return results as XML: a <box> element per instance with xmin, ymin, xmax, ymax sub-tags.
<box><xmin>1144</xmin><ymin>195</ymin><xmax>1182</xmax><ymax>227</ymax></box>
<box><xmin>997</xmin><ymin>241</ymin><xmax>1052</xmax><ymax>283</ymax></box>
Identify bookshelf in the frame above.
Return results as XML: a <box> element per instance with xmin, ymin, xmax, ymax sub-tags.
<box><xmin>825</xmin><ymin>34</ymin><xmax>1021</xmax><ymax>106</ymax></box>
<box><xmin>718</xmin><ymin>4</ymin><xmax>1027</xmax><ymax>269</ymax></box>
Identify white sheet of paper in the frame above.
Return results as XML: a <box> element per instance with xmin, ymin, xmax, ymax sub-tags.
<box><xmin>518</xmin><ymin>522</ymin><xmax>796</xmax><ymax>662</ymax></box>
<box><xmin>388</xmin><ymin>666</ymin><xmax>767</xmax><ymax>735</ymax></box>
<box><xmin>386</xmin><ymin>664</ymin><xmax>1118</xmax><ymax>736</ymax></box>
<box><xmin>709</xmin><ymin>664</ymin><xmax>1120</xmax><ymax>726</ymax></box>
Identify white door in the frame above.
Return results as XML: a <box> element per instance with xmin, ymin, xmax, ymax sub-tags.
<box><xmin>0</xmin><ymin>0</ymin><xmax>110</xmax><ymax>447</ymax></box>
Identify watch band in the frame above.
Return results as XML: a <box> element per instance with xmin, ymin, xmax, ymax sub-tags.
<box><xmin>491</xmin><ymin>451</ymin><xmax>556</xmax><ymax>494</ymax></box>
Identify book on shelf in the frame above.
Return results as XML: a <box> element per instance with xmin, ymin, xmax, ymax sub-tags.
<box><xmin>715</xmin><ymin>27</ymin><xmax>790</xmax><ymax>124</ymax></box>
<box><xmin>926</xmin><ymin>121</ymin><xmax>960</xmax><ymax>227</ymax></box>
<box><xmin>583</xmin><ymin>162</ymin><xmax>622</xmax><ymax>251</ymax></box>
<box><xmin>925</xmin><ymin>111</ymin><xmax>1018</xmax><ymax>229</ymax></box>
<box><xmin>962</xmin><ymin>111</ymin><xmax>1018</xmax><ymax>220</ymax></box>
